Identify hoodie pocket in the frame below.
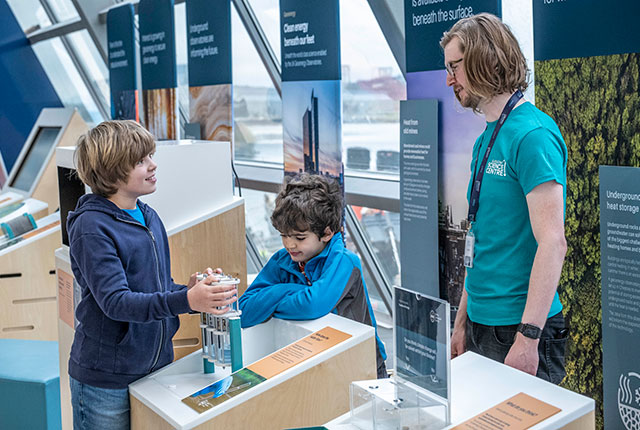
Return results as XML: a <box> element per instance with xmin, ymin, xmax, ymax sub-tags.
<box><xmin>114</xmin><ymin>322</ymin><xmax>159</xmax><ymax>375</ymax></box>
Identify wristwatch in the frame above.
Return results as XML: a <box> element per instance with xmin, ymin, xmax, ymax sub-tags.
<box><xmin>517</xmin><ymin>323</ymin><xmax>542</xmax><ymax>340</ymax></box>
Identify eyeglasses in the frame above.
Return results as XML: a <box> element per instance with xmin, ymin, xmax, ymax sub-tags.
<box><xmin>445</xmin><ymin>58</ymin><xmax>463</xmax><ymax>77</ymax></box>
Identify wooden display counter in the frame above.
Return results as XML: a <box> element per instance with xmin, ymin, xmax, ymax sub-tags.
<box><xmin>129</xmin><ymin>314</ymin><xmax>377</xmax><ymax>430</ymax></box>
<box><xmin>0</xmin><ymin>213</ymin><xmax>61</xmax><ymax>341</ymax></box>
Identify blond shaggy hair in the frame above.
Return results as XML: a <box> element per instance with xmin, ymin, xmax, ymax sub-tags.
<box><xmin>440</xmin><ymin>13</ymin><xmax>529</xmax><ymax>111</ymax></box>
<box><xmin>74</xmin><ymin>120</ymin><xmax>156</xmax><ymax>197</ymax></box>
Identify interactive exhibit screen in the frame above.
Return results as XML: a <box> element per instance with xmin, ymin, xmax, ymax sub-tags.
<box><xmin>8</xmin><ymin>127</ymin><xmax>62</xmax><ymax>194</ymax></box>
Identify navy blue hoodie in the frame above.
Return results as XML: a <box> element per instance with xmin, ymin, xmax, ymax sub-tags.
<box><xmin>67</xmin><ymin>194</ymin><xmax>192</xmax><ymax>389</ymax></box>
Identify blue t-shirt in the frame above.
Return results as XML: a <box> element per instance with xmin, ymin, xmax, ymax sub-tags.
<box><xmin>465</xmin><ymin>102</ymin><xmax>566</xmax><ymax>325</ymax></box>
<box><xmin>122</xmin><ymin>204</ymin><xmax>146</xmax><ymax>227</ymax></box>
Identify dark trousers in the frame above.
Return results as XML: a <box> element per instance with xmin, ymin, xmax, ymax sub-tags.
<box><xmin>465</xmin><ymin>312</ymin><xmax>568</xmax><ymax>384</ymax></box>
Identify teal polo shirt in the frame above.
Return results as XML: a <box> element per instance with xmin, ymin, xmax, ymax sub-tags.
<box><xmin>465</xmin><ymin>102</ymin><xmax>566</xmax><ymax>326</ymax></box>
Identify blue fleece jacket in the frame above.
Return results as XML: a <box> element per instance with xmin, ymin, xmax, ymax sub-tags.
<box><xmin>239</xmin><ymin>233</ymin><xmax>387</xmax><ymax>373</ymax></box>
<box><xmin>67</xmin><ymin>194</ymin><xmax>192</xmax><ymax>389</ymax></box>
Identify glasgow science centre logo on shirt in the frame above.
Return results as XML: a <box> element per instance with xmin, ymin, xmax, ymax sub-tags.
<box><xmin>485</xmin><ymin>159</ymin><xmax>507</xmax><ymax>177</ymax></box>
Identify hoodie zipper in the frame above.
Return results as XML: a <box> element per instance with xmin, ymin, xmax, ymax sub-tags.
<box><xmin>147</xmin><ymin>229</ymin><xmax>165</xmax><ymax>372</ymax></box>
<box><xmin>118</xmin><ymin>216</ymin><xmax>165</xmax><ymax>373</ymax></box>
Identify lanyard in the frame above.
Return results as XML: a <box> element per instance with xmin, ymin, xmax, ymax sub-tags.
<box><xmin>467</xmin><ymin>90</ymin><xmax>523</xmax><ymax>223</ymax></box>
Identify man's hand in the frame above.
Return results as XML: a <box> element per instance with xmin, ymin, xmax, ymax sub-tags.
<box><xmin>451</xmin><ymin>320</ymin><xmax>466</xmax><ymax>358</ymax></box>
<box><xmin>451</xmin><ymin>288</ymin><xmax>469</xmax><ymax>358</ymax></box>
<box><xmin>187</xmin><ymin>273</ymin><xmax>237</xmax><ymax>314</ymax></box>
<box><xmin>504</xmin><ymin>334</ymin><xmax>539</xmax><ymax>375</ymax></box>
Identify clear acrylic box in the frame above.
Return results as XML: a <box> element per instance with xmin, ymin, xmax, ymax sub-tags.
<box><xmin>349</xmin><ymin>378</ymin><xmax>448</xmax><ymax>430</ymax></box>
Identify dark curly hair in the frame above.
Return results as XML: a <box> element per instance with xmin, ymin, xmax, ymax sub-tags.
<box><xmin>271</xmin><ymin>173</ymin><xmax>343</xmax><ymax>239</ymax></box>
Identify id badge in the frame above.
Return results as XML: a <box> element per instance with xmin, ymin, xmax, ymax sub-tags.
<box><xmin>464</xmin><ymin>230</ymin><xmax>475</xmax><ymax>268</ymax></box>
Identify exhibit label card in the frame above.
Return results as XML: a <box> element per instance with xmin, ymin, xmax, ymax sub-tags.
<box><xmin>451</xmin><ymin>392</ymin><xmax>561</xmax><ymax>430</ymax></box>
<box><xmin>186</xmin><ymin>0</ymin><xmax>233</xmax><ymax>142</ymax></box>
<box><xmin>400</xmin><ymin>99</ymin><xmax>439</xmax><ymax>297</ymax></box>
<box><xmin>182</xmin><ymin>326</ymin><xmax>351</xmax><ymax>413</ymax></box>
<box><xmin>57</xmin><ymin>268</ymin><xmax>74</xmax><ymax>329</ymax></box>
<box><xmin>394</xmin><ymin>286</ymin><xmax>450</xmax><ymax>402</ymax></box>
<box><xmin>182</xmin><ymin>368</ymin><xmax>266</xmax><ymax>413</ymax></box>
<box><xmin>599</xmin><ymin>165</ymin><xmax>640</xmax><ymax>429</ymax></box>
<box><xmin>107</xmin><ymin>3</ymin><xmax>138</xmax><ymax>120</ymax></box>
<box><xmin>247</xmin><ymin>326</ymin><xmax>351</xmax><ymax>379</ymax></box>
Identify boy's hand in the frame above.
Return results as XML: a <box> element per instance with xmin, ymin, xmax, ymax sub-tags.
<box><xmin>187</xmin><ymin>273</ymin><xmax>237</xmax><ymax>314</ymax></box>
<box><xmin>187</xmin><ymin>267</ymin><xmax>223</xmax><ymax>289</ymax></box>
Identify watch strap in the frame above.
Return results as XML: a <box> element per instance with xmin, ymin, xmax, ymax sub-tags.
<box><xmin>517</xmin><ymin>323</ymin><xmax>542</xmax><ymax>339</ymax></box>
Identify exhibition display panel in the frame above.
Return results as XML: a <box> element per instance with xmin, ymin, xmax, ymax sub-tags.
<box><xmin>3</xmin><ymin>107</ymin><xmax>88</xmax><ymax>216</ymax></box>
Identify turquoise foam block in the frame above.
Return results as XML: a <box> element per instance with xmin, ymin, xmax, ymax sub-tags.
<box><xmin>0</xmin><ymin>339</ymin><xmax>62</xmax><ymax>430</ymax></box>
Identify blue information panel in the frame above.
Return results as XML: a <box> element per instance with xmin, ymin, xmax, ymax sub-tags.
<box><xmin>599</xmin><ymin>166</ymin><xmax>640</xmax><ymax>430</ymax></box>
<box><xmin>533</xmin><ymin>0</ymin><xmax>640</xmax><ymax>61</ymax></box>
<box><xmin>186</xmin><ymin>0</ymin><xmax>232</xmax><ymax>87</ymax></box>
<box><xmin>107</xmin><ymin>3</ymin><xmax>137</xmax><ymax>120</ymax></box>
<box><xmin>138</xmin><ymin>0</ymin><xmax>178</xmax><ymax>139</ymax></box>
<box><xmin>280</xmin><ymin>0</ymin><xmax>341</xmax><ymax>82</ymax></box>
<box><xmin>394</xmin><ymin>286</ymin><xmax>450</xmax><ymax>402</ymax></box>
<box><xmin>400</xmin><ymin>99</ymin><xmax>439</xmax><ymax>297</ymax></box>
<box><xmin>186</xmin><ymin>0</ymin><xmax>233</xmax><ymax>142</ymax></box>
<box><xmin>280</xmin><ymin>0</ymin><xmax>343</xmax><ymax>185</ymax></box>
<box><xmin>138</xmin><ymin>0</ymin><xmax>177</xmax><ymax>90</ymax></box>
<box><xmin>404</xmin><ymin>0</ymin><xmax>500</xmax><ymax>73</ymax></box>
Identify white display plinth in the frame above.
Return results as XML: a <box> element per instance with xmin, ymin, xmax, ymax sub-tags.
<box><xmin>327</xmin><ymin>352</ymin><xmax>595</xmax><ymax>430</ymax></box>
<box><xmin>350</xmin><ymin>378</ymin><xmax>448</xmax><ymax>430</ymax></box>
<box><xmin>56</xmin><ymin>140</ymin><xmax>235</xmax><ymax>236</ymax></box>
<box><xmin>130</xmin><ymin>314</ymin><xmax>375</xmax><ymax>430</ymax></box>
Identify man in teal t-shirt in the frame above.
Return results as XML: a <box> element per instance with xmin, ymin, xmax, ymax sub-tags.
<box><xmin>440</xmin><ymin>14</ymin><xmax>568</xmax><ymax>384</ymax></box>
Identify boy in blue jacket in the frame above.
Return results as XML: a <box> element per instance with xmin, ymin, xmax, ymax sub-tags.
<box><xmin>239</xmin><ymin>173</ymin><xmax>387</xmax><ymax>377</ymax></box>
<box><xmin>67</xmin><ymin>120</ymin><xmax>237</xmax><ymax>430</ymax></box>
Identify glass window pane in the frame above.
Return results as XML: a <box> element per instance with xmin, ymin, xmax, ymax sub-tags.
<box><xmin>343</xmin><ymin>224</ymin><xmax>393</xmax><ymax>363</ymax></box>
<box><xmin>243</xmin><ymin>188</ymin><xmax>282</xmax><ymax>268</ymax></box>
<box><xmin>246</xmin><ymin>0</ymin><xmax>280</xmax><ymax>63</ymax></box>
<box><xmin>31</xmin><ymin>37</ymin><xmax>104</xmax><ymax>125</ymax></box>
<box><xmin>232</xmin><ymin>7</ymin><xmax>283</xmax><ymax>164</ymax></box>
<box><xmin>341</xmin><ymin>0</ymin><xmax>405</xmax><ymax>176</ymax></box>
<box><xmin>66</xmin><ymin>30</ymin><xmax>109</xmax><ymax>112</ymax></box>
<box><xmin>350</xmin><ymin>205</ymin><xmax>400</xmax><ymax>287</ymax></box>
<box><xmin>44</xmin><ymin>0</ymin><xmax>78</xmax><ymax>22</ymax></box>
<box><xmin>6</xmin><ymin>0</ymin><xmax>51</xmax><ymax>33</ymax></box>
